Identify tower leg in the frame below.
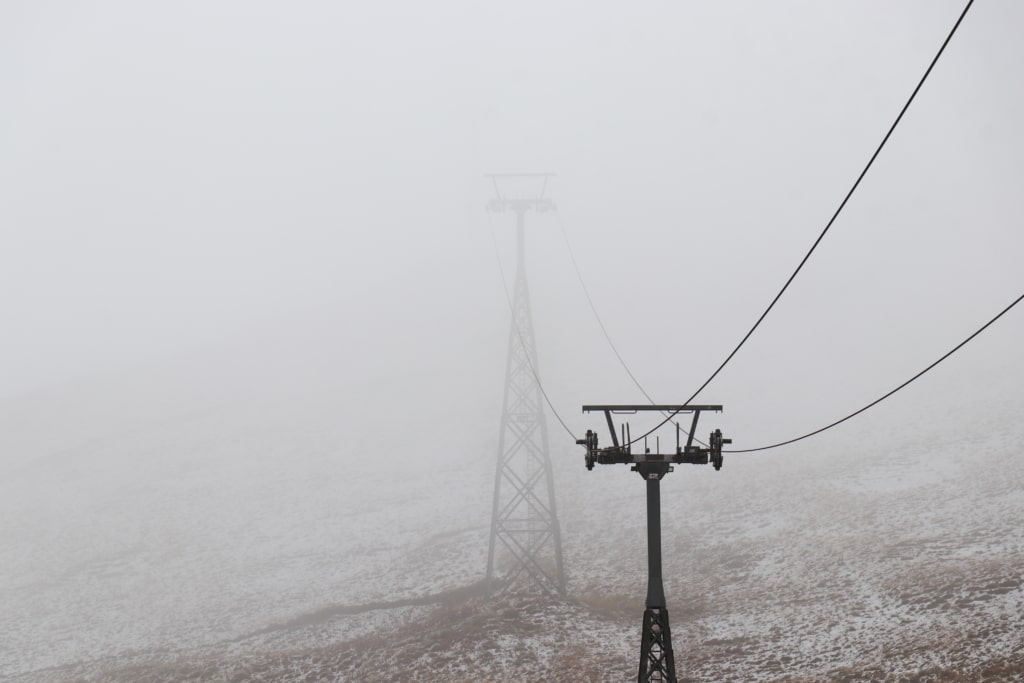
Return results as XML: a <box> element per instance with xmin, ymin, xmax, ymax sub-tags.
<box><xmin>638</xmin><ymin>473</ymin><xmax>676</xmax><ymax>682</ymax></box>
<box><xmin>638</xmin><ymin>607</ymin><xmax>676</xmax><ymax>683</ymax></box>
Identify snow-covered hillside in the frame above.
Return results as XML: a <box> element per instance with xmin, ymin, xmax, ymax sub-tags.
<box><xmin>3</xmin><ymin>377</ymin><xmax>1022</xmax><ymax>682</ymax></box>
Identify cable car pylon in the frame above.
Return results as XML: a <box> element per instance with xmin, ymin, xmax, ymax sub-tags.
<box><xmin>485</xmin><ymin>173</ymin><xmax>566</xmax><ymax>597</ymax></box>
<box><xmin>578</xmin><ymin>404</ymin><xmax>731</xmax><ymax>682</ymax></box>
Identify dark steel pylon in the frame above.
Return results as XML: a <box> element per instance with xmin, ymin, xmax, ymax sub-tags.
<box><xmin>638</xmin><ymin>468</ymin><xmax>676</xmax><ymax>682</ymax></box>
<box><xmin>485</xmin><ymin>174</ymin><xmax>566</xmax><ymax>597</ymax></box>
<box><xmin>578</xmin><ymin>405</ymin><xmax>731</xmax><ymax>682</ymax></box>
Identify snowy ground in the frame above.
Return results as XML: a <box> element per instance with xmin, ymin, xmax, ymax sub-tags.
<box><xmin>2</xmin><ymin>379</ymin><xmax>1023</xmax><ymax>682</ymax></box>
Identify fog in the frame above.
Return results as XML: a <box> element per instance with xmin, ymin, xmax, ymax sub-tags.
<box><xmin>2</xmin><ymin>1</ymin><xmax>1023</xmax><ymax>680</ymax></box>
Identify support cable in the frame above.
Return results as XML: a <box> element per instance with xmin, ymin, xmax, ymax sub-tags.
<box><xmin>554</xmin><ymin>211</ymin><xmax>707</xmax><ymax>446</ymax></box>
<box><xmin>629</xmin><ymin>0</ymin><xmax>975</xmax><ymax>446</ymax></box>
<box><xmin>727</xmin><ymin>290</ymin><xmax>1024</xmax><ymax>453</ymax></box>
<box><xmin>488</xmin><ymin>220</ymin><xmax>578</xmax><ymax>441</ymax></box>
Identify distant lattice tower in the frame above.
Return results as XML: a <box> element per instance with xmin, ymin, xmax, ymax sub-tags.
<box><xmin>485</xmin><ymin>174</ymin><xmax>566</xmax><ymax>597</ymax></box>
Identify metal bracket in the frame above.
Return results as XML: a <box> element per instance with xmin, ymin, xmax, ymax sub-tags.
<box><xmin>577</xmin><ymin>404</ymin><xmax>730</xmax><ymax>473</ymax></box>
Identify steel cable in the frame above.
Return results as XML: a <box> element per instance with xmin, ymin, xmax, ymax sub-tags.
<box><xmin>628</xmin><ymin>0</ymin><xmax>975</xmax><ymax>446</ymax></box>
<box><xmin>727</xmin><ymin>290</ymin><xmax>1024</xmax><ymax>452</ymax></box>
<box><xmin>554</xmin><ymin>210</ymin><xmax>708</xmax><ymax>446</ymax></box>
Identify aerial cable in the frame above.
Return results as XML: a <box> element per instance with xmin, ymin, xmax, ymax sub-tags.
<box><xmin>554</xmin><ymin>210</ymin><xmax>707</xmax><ymax>446</ymax></box>
<box><xmin>728</xmin><ymin>290</ymin><xmax>1024</xmax><ymax>453</ymax></box>
<box><xmin>555</xmin><ymin>212</ymin><xmax>652</xmax><ymax>406</ymax></box>
<box><xmin>488</xmin><ymin>218</ymin><xmax>578</xmax><ymax>441</ymax></box>
<box><xmin>628</xmin><ymin>0</ymin><xmax>975</xmax><ymax>447</ymax></box>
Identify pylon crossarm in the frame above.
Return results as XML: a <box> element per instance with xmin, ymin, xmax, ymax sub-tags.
<box><xmin>577</xmin><ymin>405</ymin><xmax>731</xmax><ymax>472</ymax></box>
<box><xmin>582</xmin><ymin>404</ymin><xmax>722</xmax><ymax>412</ymax></box>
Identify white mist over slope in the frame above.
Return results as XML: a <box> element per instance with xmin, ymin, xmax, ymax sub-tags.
<box><xmin>2</xmin><ymin>1</ymin><xmax>1024</xmax><ymax>681</ymax></box>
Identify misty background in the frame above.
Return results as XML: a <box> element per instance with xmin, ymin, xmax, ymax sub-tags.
<box><xmin>2</xmin><ymin>0</ymin><xmax>1023</xmax><ymax>679</ymax></box>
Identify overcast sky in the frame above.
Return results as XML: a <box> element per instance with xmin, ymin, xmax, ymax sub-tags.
<box><xmin>2</xmin><ymin>0</ymin><xmax>1022</xmax><ymax>460</ymax></box>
